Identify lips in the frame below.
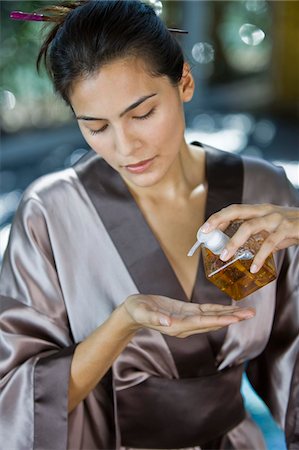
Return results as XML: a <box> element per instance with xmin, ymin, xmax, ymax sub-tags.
<box><xmin>124</xmin><ymin>157</ymin><xmax>156</xmax><ymax>174</ymax></box>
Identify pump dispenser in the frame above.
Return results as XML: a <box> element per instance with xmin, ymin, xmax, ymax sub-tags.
<box><xmin>188</xmin><ymin>229</ymin><xmax>230</xmax><ymax>256</ymax></box>
<box><xmin>188</xmin><ymin>222</ymin><xmax>277</xmax><ymax>301</ymax></box>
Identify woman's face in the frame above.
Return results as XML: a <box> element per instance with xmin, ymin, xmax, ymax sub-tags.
<box><xmin>70</xmin><ymin>58</ymin><xmax>193</xmax><ymax>188</ymax></box>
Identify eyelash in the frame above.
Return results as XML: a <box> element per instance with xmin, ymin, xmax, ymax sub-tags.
<box><xmin>89</xmin><ymin>107</ymin><xmax>156</xmax><ymax>136</ymax></box>
<box><xmin>135</xmin><ymin>107</ymin><xmax>156</xmax><ymax>121</ymax></box>
<box><xmin>89</xmin><ymin>125</ymin><xmax>108</xmax><ymax>136</ymax></box>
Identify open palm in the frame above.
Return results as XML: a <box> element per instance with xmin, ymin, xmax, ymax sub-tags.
<box><xmin>124</xmin><ymin>294</ymin><xmax>255</xmax><ymax>338</ymax></box>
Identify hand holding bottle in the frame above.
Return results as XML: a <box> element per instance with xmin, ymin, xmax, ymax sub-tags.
<box><xmin>200</xmin><ymin>204</ymin><xmax>299</xmax><ymax>273</ymax></box>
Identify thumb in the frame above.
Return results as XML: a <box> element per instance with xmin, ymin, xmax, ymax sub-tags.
<box><xmin>142</xmin><ymin>310</ymin><xmax>171</xmax><ymax>327</ymax></box>
<box><xmin>158</xmin><ymin>315</ymin><xmax>171</xmax><ymax>327</ymax></box>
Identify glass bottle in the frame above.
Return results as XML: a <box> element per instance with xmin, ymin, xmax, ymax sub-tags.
<box><xmin>188</xmin><ymin>221</ymin><xmax>277</xmax><ymax>301</ymax></box>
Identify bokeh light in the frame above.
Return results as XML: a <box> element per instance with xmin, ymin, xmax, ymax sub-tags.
<box><xmin>252</xmin><ymin>119</ymin><xmax>276</xmax><ymax>146</ymax></box>
<box><xmin>239</xmin><ymin>23</ymin><xmax>265</xmax><ymax>46</ymax></box>
<box><xmin>1</xmin><ymin>90</ymin><xmax>16</xmax><ymax>110</ymax></box>
<box><xmin>245</xmin><ymin>0</ymin><xmax>268</xmax><ymax>14</ymax></box>
<box><xmin>147</xmin><ymin>0</ymin><xmax>163</xmax><ymax>16</ymax></box>
<box><xmin>192</xmin><ymin>42</ymin><xmax>215</xmax><ymax>64</ymax></box>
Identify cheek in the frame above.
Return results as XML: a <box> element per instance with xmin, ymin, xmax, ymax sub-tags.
<box><xmin>80</xmin><ymin>128</ymin><xmax>116</xmax><ymax>164</ymax></box>
<box><xmin>79</xmin><ymin>126</ymin><xmax>94</xmax><ymax>149</ymax></box>
<box><xmin>153</xmin><ymin>104</ymin><xmax>185</xmax><ymax>146</ymax></box>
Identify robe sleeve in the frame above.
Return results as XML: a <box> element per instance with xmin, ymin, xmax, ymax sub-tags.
<box><xmin>245</xmin><ymin>163</ymin><xmax>299</xmax><ymax>447</ymax></box>
<box><xmin>0</xmin><ymin>194</ymin><xmax>76</xmax><ymax>450</ymax></box>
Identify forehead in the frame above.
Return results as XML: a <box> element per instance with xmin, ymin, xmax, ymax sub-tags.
<box><xmin>69</xmin><ymin>57</ymin><xmax>171</xmax><ymax>113</ymax></box>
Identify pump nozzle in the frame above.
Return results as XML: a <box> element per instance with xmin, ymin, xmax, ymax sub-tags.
<box><xmin>187</xmin><ymin>241</ymin><xmax>201</xmax><ymax>257</ymax></box>
<box><xmin>188</xmin><ymin>228</ymin><xmax>230</xmax><ymax>256</ymax></box>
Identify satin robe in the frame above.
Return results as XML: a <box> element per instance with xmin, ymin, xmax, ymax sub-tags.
<box><xmin>1</xmin><ymin>144</ymin><xmax>298</xmax><ymax>450</ymax></box>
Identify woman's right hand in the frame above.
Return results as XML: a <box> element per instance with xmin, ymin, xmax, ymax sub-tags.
<box><xmin>123</xmin><ymin>294</ymin><xmax>255</xmax><ymax>338</ymax></box>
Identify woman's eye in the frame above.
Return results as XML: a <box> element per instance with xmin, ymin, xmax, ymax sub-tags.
<box><xmin>87</xmin><ymin>108</ymin><xmax>156</xmax><ymax>135</ymax></box>
<box><xmin>134</xmin><ymin>107</ymin><xmax>156</xmax><ymax>120</ymax></box>
<box><xmin>89</xmin><ymin>124</ymin><xmax>108</xmax><ymax>135</ymax></box>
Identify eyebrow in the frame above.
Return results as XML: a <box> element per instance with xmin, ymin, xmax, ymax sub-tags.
<box><xmin>76</xmin><ymin>93</ymin><xmax>157</xmax><ymax>121</ymax></box>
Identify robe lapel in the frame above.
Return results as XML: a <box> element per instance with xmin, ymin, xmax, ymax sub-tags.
<box><xmin>190</xmin><ymin>143</ymin><xmax>244</xmax><ymax>366</ymax></box>
<box><xmin>162</xmin><ymin>144</ymin><xmax>244</xmax><ymax>376</ymax></box>
<box><xmin>75</xmin><ymin>152</ymin><xmax>187</xmax><ymax>301</ymax></box>
<box><xmin>202</xmin><ymin>143</ymin><xmax>244</xmax><ymax>218</ymax></box>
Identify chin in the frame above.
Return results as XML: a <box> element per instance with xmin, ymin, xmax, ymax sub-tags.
<box><xmin>125</xmin><ymin>170</ymin><xmax>165</xmax><ymax>188</ymax></box>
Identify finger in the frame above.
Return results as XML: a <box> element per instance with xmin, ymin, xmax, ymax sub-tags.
<box><xmin>219</xmin><ymin>215</ymin><xmax>279</xmax><ymax>261</ymax></box>
<box><xmin>176</xmin><ymin>310</ymin><xmax>258</xmax><ymax>337</ymax></box>
<box><xmin>201</xmin><ymin>204</ymin><xmax>272</xmax><ymax>233</ymax></box>
<box><xmin>177</xmin><ymin>319</ymin><xmax>249</xmax><ymax>337</ymax></box>
<box><xmin>161</xmin><ymin>316</ymin><xmax>240</xmax><ymax>337</ymax></box>
<box><xmin>156</xmin><ymin>310</ymin><xmax>255</xmax><ymax>337</ymax></box>
<box><xmin>250</xmin><ymin>230</ymin><xmax>285</xmax><ymax>272</ymax></box>
<box><xmin>180</xmin><ymin>313</ymin><xmax>256</xmax><ymax>336</ymax></box>
<box><xmin>189</xmin><ymin>311</ymin><xmax>255</xmax><ymax>329</ymax></box>
<box><xmin>200</xmin><ymin>310</ymin><xmax>256</xmax><ymax>321</ymax></box>
<box><xmin>198</xmin><ymin>303</ymin><xmax>240</xmax><ymax>311</ymax></box>
<box><xmin>198</xmin><ymin>303</ymin><xmax>255</xmax><ymax>315</ymax></box>
<box><xmin>214</xmin><ymin>221</ymin><xmax>231</xmax><ymax>232</ymax></box>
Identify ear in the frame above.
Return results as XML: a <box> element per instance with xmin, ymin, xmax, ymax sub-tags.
<box><xmin>178</xmin><ymin>63</ymin><xmax>194</xmax><ymax>103</ymax></box>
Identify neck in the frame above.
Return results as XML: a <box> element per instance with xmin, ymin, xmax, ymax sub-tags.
<box><xmin>124</xmin><ymin>141</ymin><xmax>204</xmax><ymax>204</ymax></box>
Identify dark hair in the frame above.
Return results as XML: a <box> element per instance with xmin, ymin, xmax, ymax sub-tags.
<box><xmin>37</xmin><ymin>0</ymin><xmax>185</xmax><ymax>103</ymax></box>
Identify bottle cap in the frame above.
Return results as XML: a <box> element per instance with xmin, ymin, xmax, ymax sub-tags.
<box><xmin>188</xmin><ymin>229</ymin><xmax>229</xmax><ymax>256</ymax></box>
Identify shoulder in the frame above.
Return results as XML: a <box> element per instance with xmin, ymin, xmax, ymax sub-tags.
<box><xmin>21</xmin><ymin>150</ymin><xmax>102</xmax><ymax>209</ymax></box>
<box><xmin>22</xmin><ymin>167</ymin><xmax>78</xmax><ymax>206</ymax></box>
<box><xmin>13</xmin><ymin>151</ymin><xmax>104</xmax><ymax>232</ymax></box>
<box><xmin>11</xmin><ymin>167</ymin><xmax>81</xmax><ymax>235</ymax></box>
<box><xmin>193</xmin><ymin>141</ymin><xmax>298</xmax><ymax>206</ymax></box>
<box><xmin>193</xmin><ymin>140</ymin><xmax>285</xmax><ymax>180</ymax></box>
<box><xmin>241</xmin><ymin>154</ymin><xmax>285</xmax><ymax>179</ymax></box>
<box><xmin>240</xmin><ymin>154</ymin><xmax>299</xmax><ymax>206</ymax></box>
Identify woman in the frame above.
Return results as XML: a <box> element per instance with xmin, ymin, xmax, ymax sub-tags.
<box><xmin>1</xmin><ymin>1</ymin><xmax>298</xmax><ymax>449</ymax></box>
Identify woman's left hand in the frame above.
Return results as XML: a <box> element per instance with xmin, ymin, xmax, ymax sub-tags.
<box><xmin>123</xmin><ymin>294</ymin><xmax>255</xmax><ymax>338</ymax></box>
<box><xmin>200</xmin><ymin>204</ymin><xmax>299</xmax><ymax>273</ymax></box>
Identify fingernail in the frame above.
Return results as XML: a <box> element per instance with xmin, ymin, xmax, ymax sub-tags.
<box><xmin>243</xmin><ymin>312</ymin><xmax>255</xmax><ymax>319</ymax></box>
<box><xmin>159</xmin><ymin>317</ymin><xmax>170</xmax><ymax>327</ymax></box>
<box><xmin>250</xmin><ymin>264</ymin><xmax>258</xmax><ymax>273</ymax></box>
<box><xmin>234</xmin><ymin>310</ymin><xmax>255</xmax><ymax>319</ymax></box>
<box><xmin>220</xmin><ymin>249</ymin><xmax>229</xmax><ymax>261</ymax></box>
<box><xmin>200</xmin><ymin>222</ymin><xmax>210</xmax><ymax>233</ymax></box>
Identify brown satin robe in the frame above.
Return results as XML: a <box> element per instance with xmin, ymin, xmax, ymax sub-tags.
<box><xmin>0</xmin><ymin>144</ymin><xmax>298</xmax><ymax>450</ymax></box>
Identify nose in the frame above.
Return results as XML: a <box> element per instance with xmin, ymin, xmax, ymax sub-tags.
<box><xmin>114</xmin><ymin>126</ymin><xmax>141</xmax><ymax>157</ymax></box>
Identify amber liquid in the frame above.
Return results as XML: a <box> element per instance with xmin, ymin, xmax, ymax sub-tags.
<box><xmin>202</xmin><ymin>245</ymin><xmax>277</xmax><ymax>301</ymax></box>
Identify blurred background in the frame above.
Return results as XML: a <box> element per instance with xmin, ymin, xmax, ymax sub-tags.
<box><xmin>1</xmin><ymin>1</ymin><xmax>298</xmax><ymax>448</ymax></box>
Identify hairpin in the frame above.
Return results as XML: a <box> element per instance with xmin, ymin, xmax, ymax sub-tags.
<box><xmin>168</xmin><ymin>28</ymin><xmax>188</xmax><ymax>34</ymax></box>
<box><xmin>10</xmin><ymin>10</ymin><xmax>188</xmax><ymax>33</ymax></box>
<box><xmin>10</xmin><ymin>11</ymin><xmax>52</xmax><ymax>22</ymax></box>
